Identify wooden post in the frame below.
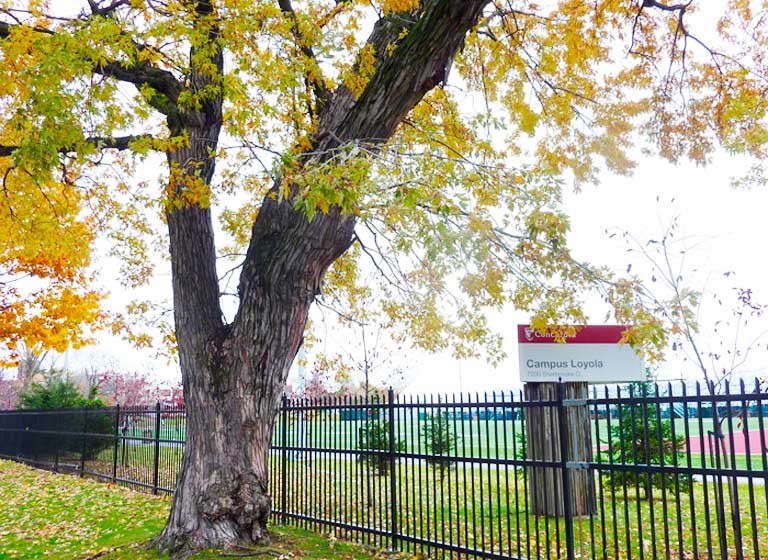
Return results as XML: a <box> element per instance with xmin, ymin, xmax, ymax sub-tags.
<box><xmin>524</xmin><ymin>381</ymin><xmax>596</xmax><ymax>517</ymax></box>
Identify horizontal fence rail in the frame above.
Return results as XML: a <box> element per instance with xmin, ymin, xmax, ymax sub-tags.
<box><xmin>1</xmin><ymin>380</ymin><xmax>767</xmax><ymax>559</ymax></box>
<box><xmin>0</xmin><ymin>403</ymin><xmax>185</xmax><ymax>494</ymax></box>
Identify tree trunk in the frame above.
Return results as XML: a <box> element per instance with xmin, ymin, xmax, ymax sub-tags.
<box><xmin>155</xmin><ymin>0</ymin><xmax>490</xmax><ymax>553</ymax></box>
<box><xmin>156</xmin><ymin>199</ymin><xmax>352</xmax><ymax>551</ymax></box>
<box><xmin>158</xmin><ymin>371</ymin><xmax>275</xmax><ymax>548</ymax></box>
<box><xmin>524</xmin><ymin>382</ymin><xmax>596</xmax><ymax>517</ymax></box>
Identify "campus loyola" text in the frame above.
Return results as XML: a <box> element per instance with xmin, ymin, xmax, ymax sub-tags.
<box><xmin>525</xmin><ymin>359</ymin><xmax>605</xmax><ymax>370</ymax></box>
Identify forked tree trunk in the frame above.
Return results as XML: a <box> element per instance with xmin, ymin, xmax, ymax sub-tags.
<box><xmin>157</xmin><ymin>291</ymin><xmax>319</xmax><ymax>549</ymax></box>
<box><xmin>155</xmin><ymin>1</ymin><xmax>490</xmax><ymax>552</ymax></box>
<box><xmin>160</xmin><ymin>372</ymin><xmax>275</xmax><ymax>547</ymax></box>
<box><xmin>156</xmin><ymin>198</ymin><xmax>356</xmax><ymax>552</ymax></box>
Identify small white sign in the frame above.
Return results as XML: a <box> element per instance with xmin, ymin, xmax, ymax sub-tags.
<box><xmin>518</xmin><ymin>325</ymin><xmax>645</xmax><ymax>383</ymax></box>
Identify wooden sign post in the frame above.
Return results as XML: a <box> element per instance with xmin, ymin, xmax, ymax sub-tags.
<box><xmin>518</xmin><ymin>325</ymin><xmax>644</xmax><ymax>517</ymax></box>
<box><xmin>524</xmin><ymin>381</ymin><xmax>595</xmax><ymax>517</ymax></box>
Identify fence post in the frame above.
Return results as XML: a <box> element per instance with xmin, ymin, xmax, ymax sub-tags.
<box><xmin>112</xmin><ymin>404</ymin><xmax>120</xmax><ymax>482</ymax></box>
<box><xmin>280</xmin><ymin>394</ymin><xmax>288</xmax><ymax>526</ymax></box>
<box><xmin>53</xmin><ymin>411</ymin><xmax>60</xmax><ymax>473</ymax></box>
<box><xmin>709</xmin><ymin>383</ymin><xmax>729</xmax><ymax>560</ymax></box>
<box><xmin>387</xmin><ymin>387</ymin><xmax>398</xmax><ymax>552</ymax></box>
<box><xmin>80</xmin><ymin>408</ymin><xmax>88</xmax><ymax>477</ymax></box>
<box><xmin>153</xmin><ymin>402</ymin><xmax>161</xmax><ymax>495</ymax></box>
<box><xmin>557</xmin><ymin>381</ymin><xmax>575</xmax><ymax>560</ymax></box>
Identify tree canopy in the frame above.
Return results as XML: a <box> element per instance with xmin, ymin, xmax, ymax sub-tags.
<box><xmin>2</xmin><ymin>0</ymin><xmax>768</xmax><ymax>552</ymax></box>
<box><xmin>2</xmin><ymin>1</ymin><xmax>766</xmax><ymax>367</ymax></box>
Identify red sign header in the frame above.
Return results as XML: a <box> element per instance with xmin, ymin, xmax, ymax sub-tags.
<box><xmin>517</xmin><ymin>325</ymin><xmax>628</xmax><ymax>344</ymax></box>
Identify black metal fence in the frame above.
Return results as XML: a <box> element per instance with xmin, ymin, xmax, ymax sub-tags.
<box><xmin>1</xmin><ymin>380</ymin><xmax>767</xmax><ymax>560</ymax></box>
<box><xmin>0</xmin><ymin>404</ymin><xmax>185</xmax><ymax>494</ymax></box>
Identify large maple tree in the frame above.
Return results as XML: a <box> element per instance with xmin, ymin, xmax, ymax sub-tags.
<box><xmin>1</xmin><ymin>0</ymin><xmax>766</xmax><ymax>553</ymax></box>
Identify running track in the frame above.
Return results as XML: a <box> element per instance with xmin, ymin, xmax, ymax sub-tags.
<box><xmin>685</xmin><ymin>429</ymin><xmax>768</xmax><ymax>454</ymax></box>
<box><xmin>595</xmin><ymin>429</ymin><xmax>768</xmax><ymax>454</ymax></box>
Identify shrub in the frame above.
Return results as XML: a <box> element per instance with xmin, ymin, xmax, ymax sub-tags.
<box><xmin>513</xmin><ymin>428</ymin><xmax>527</xmax><ymax>462</ymax></box>
<box><xmin>357</xmin><ymin>419</ymin><xmax>404</xmax><ymax>475</ymax></box>
<box><xmin>421</xmin><ymin>412</ymin><xmax>457</xmax><ymax>479</ymax></box>
<box><xmin>604</xmin><ymin>382</ymin><xmax>691</xmax><ymax>497</ymax></box>
<box><xmin>17</xmin><ymin>376</ymin><xmax>114</xmax><ymax>459</ymax></box>
<box><xmin>19</xmin><ymin>377</ymin><xmax>89</xmax><ymax>409</ymax></box>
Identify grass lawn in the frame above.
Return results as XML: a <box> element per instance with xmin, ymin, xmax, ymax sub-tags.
<box><xmin>277</xmin><ymin>456</ymin><xmax>768</xmax><ymax>559</ymax></box>
<box><xmin>0</xmin><ymin>460</ymin><xmax>400</xmax><ymax>560</ymax></box>
<box><xmin>276</xmin><ymin>414</ymin><xmax>768</xmax><ymax>466</ymax></box>
<box><xmin>2</xmin><ymin>455</ymin><xmax>766</xmax><ymax>559</ymax></box>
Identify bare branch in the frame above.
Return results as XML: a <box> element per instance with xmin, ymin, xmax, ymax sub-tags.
<box><xmin>351</xmin><ymin>231</ymin><xmax>404</xmax><ymax>293</ymax></box>
<box><xmin>86</xmin><ymin>0</ymin><xmax>130</xmax><ymax>17</ymax></box>
<box><xmin>641</xmin><ymin>0</ymin><xmax>691</xmax><ymax>12</ymax></box>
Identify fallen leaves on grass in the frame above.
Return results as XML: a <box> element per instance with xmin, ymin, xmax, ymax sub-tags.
<box><xmin>0</xmin><ymin>460</ymin><xmax>169</xmax><ymax>559</ymax></box>
<box><xmin>0</xmin><ymin>460</ymin><xmax>404</xmax><ymax>560</ymax></box>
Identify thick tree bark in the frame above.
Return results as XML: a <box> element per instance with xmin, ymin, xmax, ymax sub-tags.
<box><xmin>156</xmin><ymin>1</ymin><xmax>490</xmax><ymax>553</ymax></box>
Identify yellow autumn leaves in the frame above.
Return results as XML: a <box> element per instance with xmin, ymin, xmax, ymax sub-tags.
<box><xmin>1</xmin><ymin>0</ymin><xmax>767</xmax><ymax>367</ymax></box>
<box><xmin>0</xmin><ymin>459</ymin><xmax>170</xmax><ymax>559</ymax></box>
<box><xmin>0</xmin><ymin>154</ymin><xmax>104</xmax><ymax>366</ymax></box>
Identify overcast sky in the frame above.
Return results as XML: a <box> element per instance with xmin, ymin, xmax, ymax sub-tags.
<box><xmin>354</xmin><ymin>150</ymin><xmax>768</xmax><ymax>395</ymax></box>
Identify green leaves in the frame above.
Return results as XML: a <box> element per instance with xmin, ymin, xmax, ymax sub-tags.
<box><xmin>285</xmin><ymin>146</ymin><xmax>373</xmax><ymax>221</ymax></box>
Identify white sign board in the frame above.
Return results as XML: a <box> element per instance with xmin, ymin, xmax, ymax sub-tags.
<box><xmin>518</xmin><ymin>325</ymin><xmax>645</xmax><ymax>383</ymax></box>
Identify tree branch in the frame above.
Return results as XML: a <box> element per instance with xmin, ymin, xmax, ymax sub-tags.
<box><xmin>1</xmin><ymin>17</ymin><xmax>182</xmax><ymax>117</ymax></box>
<box><xmin>0</xmin><ymin>19</ymin><xmax>54</xmax><ymax>37</ymax></box>
<box><xmin>93</xmin><ymin>60</ymin><xmax>181</xmax><ymax>110</ymax></box>
<box><xmin>86</xmin><ymin>0</ymin><xmax>130</xmax><ymax>17</ymax></box>
<box><xmin>234</xmin><ymin>0</ymin><xmax>491</xmax><ymax>355</ymax></box>
<box><xmin>277</xmin><ymin>0</ymin><xmax>331</xmax><ymax>108</ymax></box>
<box><xmin>314</xmin><ymin>1</ymin><xmax>490</xmax><ymax>151</ymax></box>
<box><xmin>91</xmin><ymin>134</ymin><xmax>156</xmax><ymax>150</ymax></box>
<box><xmin>0</xmin><ymin>134</ymin><xmax>156</xmax><ymax>159</ymax></box>
<box><xmin>161</xmin><ymin>0</ymin><xmax>225</xmax><ymax>347</ymax></box>
<box><xmin>641</xmin><ymin>0</ymin><xmax>691</xmax><ymax>12</ymax></box>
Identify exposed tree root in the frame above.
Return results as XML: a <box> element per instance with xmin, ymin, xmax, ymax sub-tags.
<box><xmin>152</xmin><ymin>529</ymin><xmax>274</xmax><ymax>560</ymax></box>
